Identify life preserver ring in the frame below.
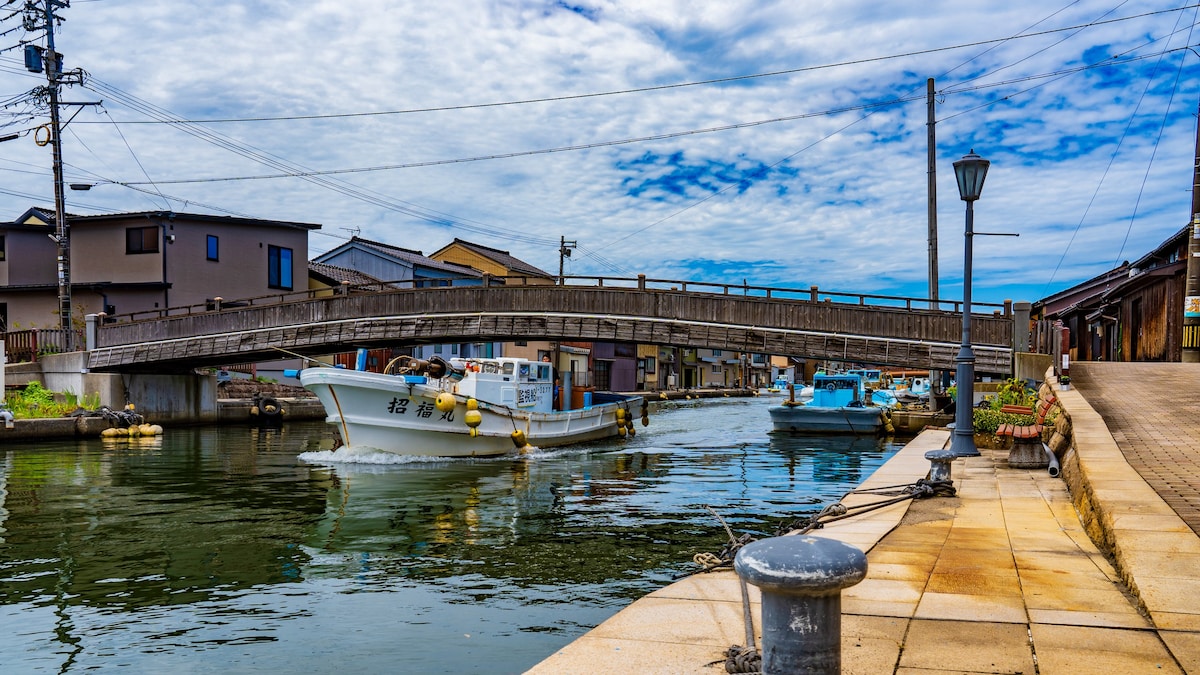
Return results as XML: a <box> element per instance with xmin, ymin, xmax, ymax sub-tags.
<box><xmin>34</xmin><ymin>125</ymin><xmax>52</xmax><ymax>147</ymax></box>
<box><xmin>825</xmin><ymin>383</ymin><xmax>836</xmax><ymax>393</ymax></box>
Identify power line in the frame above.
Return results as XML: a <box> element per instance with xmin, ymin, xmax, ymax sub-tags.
<box><xmin>97</xmin><ymin>50</ymin><xmax>1183</xmax><ymax>189</ymax></box>
<box><xmin>53</xmin><ymin>4</ymin><xmax>1200</xmax><ymax>126</ymax></box>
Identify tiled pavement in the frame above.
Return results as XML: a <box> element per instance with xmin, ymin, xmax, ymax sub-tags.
<box><xmin>528</xmin><ymin>365</ymin><xmax>1200</xmax><ymax>674</ymax></box>
<box><xmin>1071</xmin><ymin>362</ymin><xmax>1200</xmax><ymax>536</ymax></box>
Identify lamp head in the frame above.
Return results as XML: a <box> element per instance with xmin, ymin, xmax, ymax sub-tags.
<box><xmin>953</xmin><ymin>149</ymin><xmax>990</xmax><ymax>202</ymax></box>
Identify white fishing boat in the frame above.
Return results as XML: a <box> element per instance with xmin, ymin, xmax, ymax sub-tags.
<box><xmin>300</xmin><ymin>356</ymin><xmax>645</xmax><ymax>457</ymax></box>
<box><xmin>768</xmin><ymin>373</ymin><xmax>891</xmax><ymax>435</ymax></box>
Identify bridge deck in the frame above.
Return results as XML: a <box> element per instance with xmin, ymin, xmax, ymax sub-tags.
<box><xmin>86</xmin><ymin>283</ymin><xmax>1015</xmax><ymax>373</ymax></box>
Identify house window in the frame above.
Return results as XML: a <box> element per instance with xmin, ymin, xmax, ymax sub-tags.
<box><xmin>207</xmin><ymin>235</ymin><xmax>219</xmax><ymax>261</ymax></box>
<box><xmin>434</xmin><ymin>344</ymin><xmax>443</xmax><ymax>354</ymax></box>
<box><xmin>126</xmin><ymin>226</ymin><xmax>159</xmax><ymax>254</ymax></box>
<box><xmin>713</xmin><ymin>349</ymin><xmax>722</xmax><ymax>356</ymax></box>
<box><xmin>0</xmin><ymin>234</ymin><xmax>5</xmax><ymax>261</ymax></box>
<box><xmin>712</xmin><ymin>364</ymin><xmax>721</xmax><ymax>373</ymax></box>
<box><xmin>644</xmin><ymin>356</ymin><xmax>656</xmax><ymax>374</ymax></box>
<box><xmin>268</xmin><ymin>245</ymin><xmax>293</xmax><ymax>290</ymax></box>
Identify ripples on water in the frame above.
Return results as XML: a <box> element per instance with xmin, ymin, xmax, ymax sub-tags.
<box><xmin>0</xmin><ymin>396</ymin><xmax>905</xmax><ymax>673</ymax></box>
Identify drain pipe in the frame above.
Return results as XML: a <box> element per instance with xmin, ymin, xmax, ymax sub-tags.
<box><xmin>1042</xmin><ymin>442</ymin><xmax>1061</xmax><ymax>478</ymax></box>
<box><xmin>0</xmin><ymin>408</ymin><xmax>12</xmax><ymax>430</ymax></box>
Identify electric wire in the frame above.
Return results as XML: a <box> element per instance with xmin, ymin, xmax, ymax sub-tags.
<box><xmin>1038</xmin><ymin>9</ymin><xmax>1198</xmax><ymax>295</ymax></box>
<box><xmin>1112</xmin><ymin>11</ymin><xmax>1196</xmax><ymax>266</ymax></box>
<box><xmin>47</xmin><ymin>4</ymin><xmax>1200</xmax><ymax>126</ymax></box>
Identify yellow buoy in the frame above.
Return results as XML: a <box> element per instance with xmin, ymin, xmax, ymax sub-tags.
<box><xmin>149</xmin><ymin>424</ymin><xmax>164</xmax><ymax>435</ymax></box>
<box><xmin>141</xmin><ymin>425</ymin><xmax>156</xmax><ymax>436</ymax></box>
<box><xmin>435</xmin><ymin>392</ymin><xmax>456</xmax><ymax>413</ymax></box>
<box><xmin>469</xmin><ymin>428</ymin><xmax>479</xmax><ymax>437</ymax></box>
<box><xmin>641</xmin><ymin>415</ymin><xmax>650</xmax><ymax>427</ymax></box>
<box><xmin>510</xmin><ymin>429</ymin><xmax>528</xmax><ymax>448</ymax></box>
<box><xmin>659</xmin><ymin>392</ymin><xmax>668</xmax><ymax>400</ymax></box>
<box><xmin>464</xmin><ymin>409</ymin><xmax>482</xmax><ymax>428</ymax></box>
<box><xmin>616</xmin><ymin>408</ymin><xmax>626</xmax><ymax>421</ymax></box>
<box><xmin>627</xmin><ymin>425</ymin><xmax>636</xmax><ymax>437</ymax></box>
<box><xmin>466</xmin><ymin>398</ymin><xmax>479</xmax><ymax>410</ymax></box>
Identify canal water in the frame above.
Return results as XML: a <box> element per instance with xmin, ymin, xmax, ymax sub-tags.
<box><xmin>0</xmin><ymin>395</ymin><xmax>905</xmax><ymax>673</ymax></box>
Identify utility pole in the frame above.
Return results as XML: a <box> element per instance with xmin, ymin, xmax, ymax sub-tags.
<box><xmin>45</xmin><ymin>4</ymin><xmax>72</xmax><ymax>350</ymax></box>
<box><xmin>17</xmin><ymin>1</ymin><xmax>80</xmax><ymax>350</ymax></box>
<box><xmin>927</xmin><ymin>78</ymin><xmax>943</xmax><ymax>389</ymax></box>
<box><xmin>1183</xmin><ymin>99</ymin><xmax>1200</xmax><ymax>362</ymax></box>
<box><xmin>558</xmin><ymin>236</ymin><xmax>576</xmax><ymax>285</ymax></box>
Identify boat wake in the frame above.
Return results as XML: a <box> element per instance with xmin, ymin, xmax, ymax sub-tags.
<box><xmin>297</xmin><ymin>445</ymin><xmax>569</xmax><ymax>465</ymax></box>
<box><xmin>298</xmin><ymin>448</ymin><xmax>449</xmax><ymax>465</ymax></box>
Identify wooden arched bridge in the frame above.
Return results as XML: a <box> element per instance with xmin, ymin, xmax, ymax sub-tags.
<box><xmin>83</xmin><ymin>276</ymin><xmax>1021</xmax><ymax>374</ymax></box>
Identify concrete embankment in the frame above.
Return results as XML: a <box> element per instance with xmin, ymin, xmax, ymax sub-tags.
<box><xmin>529</xmin><ymin>373</ymin><xmax>1200</xmax><ymax>673</ymax></box>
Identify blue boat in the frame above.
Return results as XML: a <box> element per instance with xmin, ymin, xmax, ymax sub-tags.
<box><xmin>768</xmin><ymin>373</ymin><xmax>890</xmax><ymax>434</ymax></box>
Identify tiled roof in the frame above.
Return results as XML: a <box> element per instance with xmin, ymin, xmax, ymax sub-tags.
<box><xmin>308</xmin><ymin>261</ymin><xmax>382</xmax><ymax>286</ymax></box>
<box><xmin>341</xmin><ymin>236</ymin><xmax>483</xmax><ymax>276</ymax></box>
<box><xmin>439</xmin><ymin>238</ymin><xmax>551</xmax><ymax>277</ymax></box>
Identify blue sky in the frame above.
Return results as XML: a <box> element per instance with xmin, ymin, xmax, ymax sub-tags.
<box><xmin>0</xmin><ymin>0</ymin><xmax>1197</xmax><ymax>306</ymax></box>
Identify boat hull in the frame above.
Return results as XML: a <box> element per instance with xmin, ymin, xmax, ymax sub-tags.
<box><xmin>301</xmin><ymin>368</ymin><xmax>639</xmax><ymax>457</ymax></box>
<box><xmin>768</xmin><ymin>404</ymin><xmax>885</xmax><ymax>435</ymax></box>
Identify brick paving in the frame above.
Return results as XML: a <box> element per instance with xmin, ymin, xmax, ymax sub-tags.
<box><xmin>1072</xmin><ymin>362</ymin><xmax>1200</xmax><ymax>537</ymax></box>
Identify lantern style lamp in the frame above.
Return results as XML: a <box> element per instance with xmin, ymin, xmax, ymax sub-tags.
<box><xmin>949</xmin><ymin>150</ymin><xmax>989</xmax><ymax>458</ymax></box>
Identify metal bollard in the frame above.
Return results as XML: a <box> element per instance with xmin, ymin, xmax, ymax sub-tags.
<box><xmin>925</xmin><ymin>448</ymin><xmax>957</xmax><ymax>483</ymax></box>
<box><xmin>734</xmin><ymin>535</ymin><xmax>867</xmax><ymax>674</ymax></box>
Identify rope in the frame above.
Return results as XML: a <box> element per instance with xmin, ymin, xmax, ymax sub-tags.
<box><xmin>689</xmin><ymin>477</ymin><xmax>955</xmax><ymax>672</ymax></box>
<box><xmin>722</xmin><ymin>645</ymin><xmax>762</xmax><ymax>673</ymax></box>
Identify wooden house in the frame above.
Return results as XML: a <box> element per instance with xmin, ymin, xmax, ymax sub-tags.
<box><xmin>1034</xmin><ymin>226</ymin><xmax>1187</xmax><ymax>362</ymax></box>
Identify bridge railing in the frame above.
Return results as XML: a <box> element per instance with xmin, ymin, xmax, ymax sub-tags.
<box><xmin>97</xmin><ymin>274</ymin><xmax>1012</xmax><ymax>325</ymax></box>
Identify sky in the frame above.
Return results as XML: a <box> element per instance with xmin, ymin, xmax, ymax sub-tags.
<box><xmin>1</xmin><ymin>0</ymin><xmax>1197</xmax><ymax>306</ymax></box>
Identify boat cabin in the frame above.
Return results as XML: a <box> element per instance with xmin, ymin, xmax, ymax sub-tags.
<box><xmin>810</xmin><ymin>373</ymin><xmax>866</xmax><ymax>408</ymax></box>
<box><xmin>845</xmin><ymin>369</ymin><xmax>886</xmax><ymax>389</ymax></box>
<box><xmin>451</xmin><ymin>357</ymin><xmax>556</xmax><ymax>413</ymax></box>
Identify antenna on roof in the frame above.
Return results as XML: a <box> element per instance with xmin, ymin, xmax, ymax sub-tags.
<box><xmin>341</xmin><ymin>226</ymin><xmax>361</xmax><ymax>239</ymax></box>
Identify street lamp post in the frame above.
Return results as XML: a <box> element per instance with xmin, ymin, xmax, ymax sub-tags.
<box><xmin>949</xmin><ymin>150</ymin><xmax>990</xmax><ymax>458</ymax></box>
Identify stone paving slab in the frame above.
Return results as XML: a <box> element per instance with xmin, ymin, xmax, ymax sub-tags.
<box><xmin>527</xmin><ymin>369</ymin><xmax>1200</xmax><ymax>673</ymax></box>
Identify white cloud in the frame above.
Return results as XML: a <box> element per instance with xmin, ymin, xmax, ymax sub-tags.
<box><xmin>1</xmin><ymin>0</ymin><xmax>1195</xmax><ymax>304</ymax></box>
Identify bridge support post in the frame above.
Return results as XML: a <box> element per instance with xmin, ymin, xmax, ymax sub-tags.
<box><xmin>85</xmin><ymin>313</ymin><xmax>99</xmax><ymax>351</ymax></box>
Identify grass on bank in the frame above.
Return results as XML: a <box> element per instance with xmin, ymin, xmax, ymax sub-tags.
<box><xmin>3</xmin><ymin>382</ymin><xmax>101</xmax><ymax>419</ymax></box>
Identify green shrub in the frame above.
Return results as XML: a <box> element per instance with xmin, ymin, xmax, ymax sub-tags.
<box><xmin>989</xmin><ymin>378</ymin><xmax>1036</xmax><ymax>410</ymax></box>
<box><xmin>4</xmin><ymin>382</ymin><xmax>101</xmax><ymax>419</ymax></box>
<box><xmin>972</xmin><ymin>408</ymin><xmax>1036</xmax><ymax>434</ymax></box>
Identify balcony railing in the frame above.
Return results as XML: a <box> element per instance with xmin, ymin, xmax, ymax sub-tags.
<box><xmin>3</xmin><ymin>328</ymin><xmax>84</xmax><ymax>363</ymax></box>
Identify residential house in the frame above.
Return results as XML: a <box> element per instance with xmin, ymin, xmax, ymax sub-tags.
<box><xmin>428</xmin><ymin>238</ymin><xmax>558</xmax><ymax>363</ymax></box>
<box><xmin>307</xmin><ymin>260</ymin><xmax>395</xmax><ymax>372</ymax></box>
<box><xmin>1034</xmin><ymin>225</ymin><xmax>1187</xmax><ymax>362</ymax></box>
<box><xmin>1</xmin><ymin>207</ymin><xmax>317</xmax><ymax>333</ymax></box>
<box><xmin>311</xmin><ymin>236</ymin><xmax>497</xmax><ymax>361</ymax></box>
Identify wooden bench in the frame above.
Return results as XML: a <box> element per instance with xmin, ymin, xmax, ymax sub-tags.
<box><xmin>995</xmin><ymin>397</ymin><xmax>1057</xmax><ymax>441</ymax></box>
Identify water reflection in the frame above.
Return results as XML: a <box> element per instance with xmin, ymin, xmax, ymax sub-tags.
<box><xmin>0</xmin><ymin>428</ymin><xmax>332</xmax><ymax>611</ymax></box>
<box><xmin>0</xmin><ymin>398</ymin><xmax>905</xmax><ymax>673</ymax></box>
<box><xmin>767</xmin><ymin>433</ymin><xmax>895</xmax><ymax>486</ymax></box>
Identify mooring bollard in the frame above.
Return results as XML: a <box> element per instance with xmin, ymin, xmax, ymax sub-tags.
<box><xmin>925</xmin><ymin>448</ymin><xmax>957</xmax><ymax>483</ymax></box>
<box><xmin>734</xmin><ymin>535</ymin><xmax>867</xmax><ymax>674</ymax></box>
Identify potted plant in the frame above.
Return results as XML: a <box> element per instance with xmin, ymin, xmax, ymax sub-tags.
<box><xmin>1058</xmin><ymin>375</ymin><xmax>1071</xmax><ymax>391</ymax></box>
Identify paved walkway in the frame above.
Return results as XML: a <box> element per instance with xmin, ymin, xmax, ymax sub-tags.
<box><xmin>528</xmin><ymin>364</ymin><xmax>1200</xmax><ymax>673</ymax></box>
<box><xmin>1072</xmin><ymin>362</ymin><xmax>1200</xmax><ymax>536</ymax></box>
